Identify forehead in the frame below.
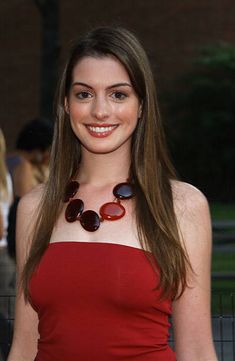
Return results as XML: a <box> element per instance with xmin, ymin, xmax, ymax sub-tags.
<box><xmin>72</xmin><ymin>56</ymin><xmax>131</xmax><ymax>84</ymax></box>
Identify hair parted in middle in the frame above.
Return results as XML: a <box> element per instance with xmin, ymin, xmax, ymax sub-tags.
<box><xmin>22</xmin><ymin>26</ymin><xmax>191</xmax><ymax>301</ymax></box>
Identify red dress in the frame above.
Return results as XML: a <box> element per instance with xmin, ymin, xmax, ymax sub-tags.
<box><xmin>29</xmin><ymin>242</ymin><xmax>176</xmax><ymax>361</ymax></box>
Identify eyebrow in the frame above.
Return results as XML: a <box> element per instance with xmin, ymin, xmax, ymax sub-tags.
<box><xmin>72</xmin><ymin>82</ymin><xmax>132</xmax><ymax>89</ymax></box>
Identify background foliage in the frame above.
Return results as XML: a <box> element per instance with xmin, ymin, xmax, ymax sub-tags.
<box><xmin>166</xmin><ymin>43</ymin><xmax>235</xmax><ymax>201</ymax></box>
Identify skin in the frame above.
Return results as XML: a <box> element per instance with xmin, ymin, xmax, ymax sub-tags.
<box><xmin>66</xmin><ymin>56</ymin><xmax>141</xmax><ymax>157</ymax></box>
<box><xmin>12</xmin><ymin>149</ymin><xmax>50</xmax><ymax>198</ymax></box>
<box><xmin>172</xmin><ymin>181</ymin><xmax>217</xmax><ymax>360</ymax></box>
<box><xmin>13</xmin><ymin>158</ymin><xmax>36</xmax><ymax>197</ymax></box>
<box><xmin>7</xmin><ymin>56</ymin><xmax>217</xmax><ymax>361</ymax></box>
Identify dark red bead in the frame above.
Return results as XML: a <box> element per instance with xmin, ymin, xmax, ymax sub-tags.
<box><xmin>100</xmin><ymin>202</ymin><xmax>125</xmax><ymax>220</ymax></box>
<box><xmin>80</xmin><ymin>210</ymin><xmax>100</xmax><ymax>232</ymax></box>
<box><xmin>64</xmin><ymin>181</ymin><xmax>79</xmax><ymax>202</ymax></box>
<box><xmin>65</xmin><ymin>199</ymin><xmax>84</xmax><ymax>222</ymax></box>
<box><xmin>113</xmin><ymin>182</ymin><xmax>135</xmax><ymax>200</ymax></box>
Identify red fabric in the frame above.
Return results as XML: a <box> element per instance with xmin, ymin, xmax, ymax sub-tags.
<box><xmin>30</xmin><ymin>242</ymin><xmax>176</xmax><ymax>361</ymax></box>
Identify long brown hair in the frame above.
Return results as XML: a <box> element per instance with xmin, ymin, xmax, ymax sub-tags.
<box><xmin>22</xmin><ymin>27</ymin><xmax>191</xmax><ymax>300</ymax></box>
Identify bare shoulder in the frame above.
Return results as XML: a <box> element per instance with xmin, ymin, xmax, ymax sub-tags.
<box><xmin>14</xmin><ymin>157</ymin><xmax>32</xmax><ymax>174</ymax></box>
<box><xmin>171</xmin><ymin>180</ymin><xmax>209</xmax><ymax>220</ymax></box>
<box><xmin>18</xmin><ymin>184</ymin><xmax>45</xmax><ymax>216</ymax></box>
<box><xmin>170</xmin><ymin>180</ymin><xmax>211</xmax><ymax>249</ymax></box>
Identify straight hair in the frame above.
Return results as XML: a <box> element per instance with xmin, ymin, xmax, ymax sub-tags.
<box><xmin>22</xmin><ymin>27</ymin><xmax>191</xmax><ymax>301</ymax></box>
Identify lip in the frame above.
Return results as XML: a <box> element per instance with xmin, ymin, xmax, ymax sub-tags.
<box><xmin>85</xmin><ymin>124</ymin><xmax>118</xmax><ymax>138</ymax></box>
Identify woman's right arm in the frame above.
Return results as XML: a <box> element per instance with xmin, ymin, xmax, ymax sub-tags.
<box><xmin>7</xmin><ymin>188</ymin><xmax>42</xmax><ymax>361</ymax></box>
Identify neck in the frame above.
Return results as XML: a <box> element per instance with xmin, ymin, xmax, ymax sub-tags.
<box><xmin>77</xmin><ymin>147</ymin><xmax>131</xmax><ymax>186</ymax></box>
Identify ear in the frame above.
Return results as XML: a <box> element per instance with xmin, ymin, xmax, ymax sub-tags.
<box><xmin>64</xmin><ymin>97</ymin><xmax>70</xmax><ymax>114</ymax></box>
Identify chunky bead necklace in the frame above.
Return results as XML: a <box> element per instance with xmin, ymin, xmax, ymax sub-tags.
<box><xmin>63</xmin><ymin>180</ymin><xmax>135</xmax><ymax>232</ymax></box>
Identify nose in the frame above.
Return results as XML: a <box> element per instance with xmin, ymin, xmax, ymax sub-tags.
<box><xmin>91</xmin><ymin>96</ymin><xmax>111</xmax><ymax>120</ymax></box>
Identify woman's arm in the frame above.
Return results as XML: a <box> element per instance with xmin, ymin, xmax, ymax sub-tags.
<box><xmin>172</xmin><ymin>181</ymin><xmax>218</xmax><ymax>361</ymax></box>
<box><xmin>7</xmin><ymin>188</ymin><xmax>42</xmax><ymax>361</ymax></box>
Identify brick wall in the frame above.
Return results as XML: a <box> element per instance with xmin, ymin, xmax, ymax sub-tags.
<box><xmin>1</xmin><ymin>0</ymin><xmax>235</xmax><ymax>150</ymax></box>
<box><xmin>0</xmin><ymin>0</ymin><xmax>40</xmax><ymax>150</ymax></box>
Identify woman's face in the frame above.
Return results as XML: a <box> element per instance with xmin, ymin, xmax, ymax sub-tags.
<box><xmin>66</xmin><ymin>56</ymin><xmax>141</xmax><ymax>155</ymax></box>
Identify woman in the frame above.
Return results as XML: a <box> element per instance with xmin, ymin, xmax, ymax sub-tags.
<box><xmin>0</xmin><ymin>128</ymin><xmax>13</xmax><ymax>248</ymax></box>
<box><xmin>8</xmin><ymin>27</ymin><xmax>217</xmax><ymax>361</ymax></box>
<box><xmin>6</xmin><ymin>118</ymin><xmax>53</xmax><ymax>260</ymax></box>
<box><xmin>0</xmin><ymin>128</ymin><xmax>14</xmax><ymax>295</ymax></box>
<box><xmin>0</xmin><ymin>207</ymin><xmax>3</xmax><ymax>239</ymax></box>
<box><xmin>7</xmin><ymin>118</ymin><xmax>53</xmax><ymax>198</ymax></box>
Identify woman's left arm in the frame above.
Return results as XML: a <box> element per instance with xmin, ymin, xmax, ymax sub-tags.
<box><xmin>172</xmin><ymin>182</ymin><xmax>218</xmax><ymax>361</ymax></box>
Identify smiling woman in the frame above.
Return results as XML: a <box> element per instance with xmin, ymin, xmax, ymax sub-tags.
<box><xmin>66</xmin><ymin>56</ymin><xmax>140</xmax><ymax>154</ymax></box>
<box><xmin>7</xmin><ymin>27</ymin><xmax>218</xmax><ymax>361</ymax></box>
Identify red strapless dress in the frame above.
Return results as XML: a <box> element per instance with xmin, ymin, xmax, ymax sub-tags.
<box><xmin>29</xmin><ymin>242</ymin><xmax>176</xmax><ymax>361</ymax></box>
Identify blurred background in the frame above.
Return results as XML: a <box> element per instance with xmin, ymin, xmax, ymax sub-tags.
<box><xmin>0</xmin><ymin>1</ymin><xmax>235</xmax><ymax>360</ymax></box>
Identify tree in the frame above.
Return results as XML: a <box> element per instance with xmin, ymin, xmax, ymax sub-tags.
<box><xmin>167</xmin><ymin>43</ymin><xmax>235</xmax><ymax>201</ymax></box>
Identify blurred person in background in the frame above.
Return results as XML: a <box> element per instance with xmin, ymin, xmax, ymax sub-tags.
<box><xmin>7</xmin><ymin>118</ymin><xmax>54</xmax><ymax>198</ymax></box>
<box><xmin>0</xmin><ymin>207</ymin><xmax>4</xmax><ymax>239</ymax></box>
<box><xmin>0</xmin><ymin>128</ymin><xmax>14</xmax><ymax>295</ymax></box>
<box><xmin>6</xmin><ymin>118</ymin><xmax>54</xmax><ymax>260</ymax></box>
<box><xmin>0</xmin><ymin>128</ymin><xmax>13</xmax><ymax>249</ymax></box>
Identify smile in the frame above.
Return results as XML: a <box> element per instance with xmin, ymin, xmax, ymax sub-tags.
<box><xmin>86</xmin><ymin>125</ymin><xmax>118</xmax><ymax>138</ymax></box>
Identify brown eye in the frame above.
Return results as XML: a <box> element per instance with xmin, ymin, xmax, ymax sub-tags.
<box><xmin>112</xmin><ymin>91</ymin><xmax>127</xmax><ymax>100</ymax></box>
<box><xmin>76</xmin><ymin>91</ymin><xmax>92</xmax><ymax>99</ymax></box>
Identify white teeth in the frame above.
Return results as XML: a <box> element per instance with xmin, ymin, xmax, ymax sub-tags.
<box><xmin>87</xmin><ymin>126</ymin><xmax>116</xmax><ymax>133</ymax></box>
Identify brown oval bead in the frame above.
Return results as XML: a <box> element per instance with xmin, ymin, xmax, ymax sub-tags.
<box><xmin>100</xmin><ymin>202</ymin><xmax>125</xmax><ymax>220</ymax></box>
<box><xmin>113</xmin><ymin>182</ymin><xmax>135</xmax><ymax>200</ymax></box>
<box><xmin>80</xmin><ymin>210</ymin><xmax>100</xmax><ymax>232</ymax></box>
<box><xmin>65</xmin><ymin>199</ymin><xmax>84</xmax><ymax>222</ymax></box>
<box><xmin>64</xmin><ymin>181</ymin><xmax>79</xmax><ymax>202</ymax></box>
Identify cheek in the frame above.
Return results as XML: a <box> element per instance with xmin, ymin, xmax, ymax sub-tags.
<box><xmin>68</xmin><ymin>106</ymin><xmax>83</xmax><ymax>138</ymax></box>
<box><xmin>69</xmin><ymin>105</ymin><xmax>81</xmax><ymax>119</ymax></box>
<box><xmin>69</xmin><ymin>104</ymin><xmax>87</xmax><ymax>126</ymax></box>
<box><xmin>117</xmin><ymin>104</ymin><xmax>139</xmax><ymax>124</ymax></box>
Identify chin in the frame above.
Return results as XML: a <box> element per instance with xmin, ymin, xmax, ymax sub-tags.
<box><xmin>82</xmin><ymin>142</ymin><xmax>124</xmax><ymax>155</ymax></box>
<box><xmin>87</xmin><ymin>147</ymin><xmax>119</xmax><ymax>155</ymax></box>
